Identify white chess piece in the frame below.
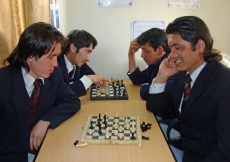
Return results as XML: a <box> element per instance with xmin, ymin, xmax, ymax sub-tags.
<box><xmin>75</xmin><ymin>142</ymin><xmax>87</xmax><ymax>147</ymax></box>
<box><xmin>114</xmin><ymin>123</ymin><xmax>118</xmax><ymax>129</ymax></box>
<box><xmin>119</xmin><ymin>133</ymin><xmax>123</xmax><ymax>139</ymax></box>
<box><xmin>132</xmin><ymin>121</ymin><xmax>135</xmax><ymax>127</ymax></box>
<box><xmin>119</xmin><ymin>126</ymin><xmax>123</xmax><ymax>132</ymax></box>
<box><xmin>114</xmin><ymin>130</ymin><xmax>118</xmax><ymax>136</ymax></box>
<box><xmin>105</xmin><ymin>128</ymin><xmax>110</xmax><ymax>139</ymax></box>
<box><xmin>89</xmin><ymin>129</ymin><xmax>93</xmax><ymax>135</ymax></box>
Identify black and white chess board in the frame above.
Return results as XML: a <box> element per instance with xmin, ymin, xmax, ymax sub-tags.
<box><xmin>90</xmin><ymin>82</ymin><xmax>129</xmax><ymax>100</ymax></box>
<box><xmin>80</xmin><ymin>114</ymin><xmax>141</xmax><ymax>146</ymax></box>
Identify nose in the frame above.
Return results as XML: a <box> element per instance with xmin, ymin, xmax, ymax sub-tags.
<box><xmin>52</xmin><ymin>57</ymin><xmax>58</xmax><ymax>67</ymax></box>
<box><xmin>86</xmin><ymin>54</ymin><xmax>90</xmax><ymax>61</ymax></box>
<box><xmin>169</xmin><ymin>48</ymin><xmax>178</xmax><ymax>59</ymax></box>
<box><xmin>141</xmin><ymin>51</ymin><xmax>145</xmax><ymax>58</ymax></box>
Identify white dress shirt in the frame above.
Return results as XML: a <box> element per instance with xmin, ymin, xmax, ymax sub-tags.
<box><xmin>149</xmin><ymin>62</ymin><xmax>207</xmax><ymax>112</ymax></box>
<box><xmin>21</xmin><ymin>68</ymin><xmax>44</xmax><ymax>97</ymax></box>
<box><xmin>64</xmin><ymin>55</ymin><xmax>92</xmax><ymax>90</ymax></box>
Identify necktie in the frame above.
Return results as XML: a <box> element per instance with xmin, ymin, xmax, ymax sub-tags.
<box><xmin>69</xmin><ymin>68</ymin><xmax>74</xmax><ymax>81</ymax></box>
<box><xmin>182</xmin><ymin>74</ymin><xmax>192</xmax><ymax>111</ymax></box>
<box><xmin>29</xmin><ymin>79</ymin><xmax>42</xmax><ymax>130</ymax></box>
<box><xmin>31</xmin><ymin>79</ymin><xmax>42</xmax><ymax>103</ymax></box>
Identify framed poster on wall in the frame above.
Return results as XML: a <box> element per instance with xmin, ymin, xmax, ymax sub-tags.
<box><xmin>97</xmin><ymin>0</ymin><xmax>132</xmax><ymax>7</ymax></box>
<box><xmin>131</xmin><ymin>20</ymin><xmax>165</xmax><ymax>40</ymax></box>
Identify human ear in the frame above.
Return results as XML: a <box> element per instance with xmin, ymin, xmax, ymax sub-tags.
<box><xmin>196</xmin><ymin>39</ymin><xmax>205</xmax><ymax>53</ymax></box>
<box><xmin>70</xmin><ymin>43</ymin><xmax>77</xmax><ymax>53</ymax></box>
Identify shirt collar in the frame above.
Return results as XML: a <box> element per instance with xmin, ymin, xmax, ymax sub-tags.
<box><xmin>21</xmin><ymin>67</ymin><xmax>44</xmax><ymax>88</ymax></box>
<box><xmin>188</xmin><ymin>61</ymin><xmax>207</xmax><ymax>87</ymax></box>
<box><xmin>64</xmin><ymin>54</ymin><xmax>75</xmax><ymax>73</ymax></box>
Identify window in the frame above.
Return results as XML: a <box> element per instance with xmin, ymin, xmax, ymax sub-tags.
<box><xmin>50</xmin><ymin>0</ymin><xmax>61</xmax><ymax>31</ymax></box>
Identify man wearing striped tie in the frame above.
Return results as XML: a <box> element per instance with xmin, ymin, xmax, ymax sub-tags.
<box><xmin>0</xmin><ymin>22</ymin><xmax>80</xmax><ymax>162</ymax></box>
<box><xmin>146</xmin><ymin>16</ymin><xmax>230</xmax><ymax>162</ymax></box>
<box><xmin>58</xmin><ymin>30</ymin><xmax>111</xmax><ymax>97</ymax></box>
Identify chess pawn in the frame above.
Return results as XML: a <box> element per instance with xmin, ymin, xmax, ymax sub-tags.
<box><xmin>105</xmin><ymin>129</ymin><xmax>110</xmax><ymax>139</ymax></box>
<box><xmin>118</xmin><ymin>133</ymin><xmax>123</xmax><ymax>139</ymax></box>
<box><xmin>132</xmin><ymin>121</ymin><xmax>135</xmax><ymax>127</ymax></box>
<box><xmin>114</xmin><ymin>130</ymin><xmax>118</xmax><ymax>136</ymax></box>
<box><xmin>131</xmin><ymin>127</ymin><xmax>136</xmax><ymax>133</ymax></box>
<box><xmin>118</xmin><ymin>126</ymin><xmax>123</xmax><ymax>132</ymax></box>
<box><xmin>126</xmin><ymin>123</ymin><xmax>130</xmax><ymax>129</ymax></box>
<box><xmin>89</xmin><ymin>129</ymin><xmax>93</xmax><ymax>135</ymax></box>
<box><xmin>114</xmin><ymin>123</ymin><xmax>118</xmax><ymax>129</ymax></box>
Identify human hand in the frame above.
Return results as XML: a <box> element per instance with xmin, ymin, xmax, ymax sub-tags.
<box><xmin>87</xmin><ymin>75</ymin><xmax>111</xmax><ymax>87</ymax></box>
<box><xmin>128</xmin><ymin>38</ymin><xmax>140</xmax><ymax>58</ymax></box>
<box><xmin>30</xmin><ymin>120</ymin><xmax>50</xmax><ymax>151</ymax></box>
<box><xmin>154</xmin><ymin>55</ymin><xmax>179</xmax><ymax>83</ymax></box>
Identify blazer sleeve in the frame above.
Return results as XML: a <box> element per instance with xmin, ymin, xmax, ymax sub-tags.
<box><xmin>69</xmin><ymin>80</ymin><xmax>87</xmax><ymax>97</ymax></box>
<box><xmin>79</xmin><ymin>63</ymin><xmax>95</xmax><ymax>77</ymax></box>
<box><xmin>40</xmin><ymin>67</ymin><xmax>81</xmax><ymax>129</ymax></box>
<box><xmin>145</xmin><ymin>78</ymin><xmax>175</xmax><ymax>118</ymax></box>
<box><xmin>128</xmin><ymin>66</ymin><xmax>150</xmax><ymax>85</ymax></box>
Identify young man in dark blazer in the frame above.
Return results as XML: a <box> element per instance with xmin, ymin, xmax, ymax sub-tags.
<box><xmin>58</xmin><ymin>30</ymin><xmax>110</xmax><ymax>97</ymax></box>
<box><xmin>147</xmin><ymin>16</ymin><xmax>230</xmax><ymax>162</ymax></box>
<box><xmin>127</xmin><ymin>28</ymin><xmax>174</xmax><ymax>100</ymax></box>
<box><xmin>0</xmin><ymin>22</ymin><xmax>80</xmax><ymax>162</ymax></box>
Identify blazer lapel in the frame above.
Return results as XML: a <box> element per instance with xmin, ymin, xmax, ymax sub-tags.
<box><xmin>36</xmin><ymin>77</ymin><xmax>55</xmax><ymax>119</ymax></box>
<box><xmin>11</xmin><ymin>67</ymin><xmax>30</xmax><ymax>129</ymax></box>
<box><xmin>172</xmin><ymin>72</ymin><xmax>187</xmax><ymax>118</ymax></box>
<box><xmin>182</xmin><ymin>62</ymin><xmax>216</xmax><ymax>117</ymax></box>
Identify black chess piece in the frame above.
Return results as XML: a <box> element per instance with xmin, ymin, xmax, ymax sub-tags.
<box><xmin>97</xmin><ymin>120</ymin><xmax>101</xmax><ymax>127</ymax></box>
<box><xmin>103</xmin><ymin>115</ymin><xmax>107</xmax><ymax>124</ymax></box>
<box><xmin>89</xmin><ymin>121</ymin><xmax>94</xmax><ymax>129</ymax></box>
<box><xmin>104</xmin><ymin>122</ymin><xmax>107</xmax><ymax>129</ymax></box>
<box><xmin>121</xmin><ymin>80</ymin><xmax>124</xmax><ymax>87</ymax></box>
<box><xmin>98</xmin><ymin>126</ymin><xmax>102</xmax><ymax>135</ymax></box>
<box><xmin>131</xmin><ymin>132</ymin><xmax>135</xmax><ymax>139</ymax></box>
<box><xmin>98</xmin><ymin>113</ymin><xmax>102</xmax><ymax>121</ymax></box>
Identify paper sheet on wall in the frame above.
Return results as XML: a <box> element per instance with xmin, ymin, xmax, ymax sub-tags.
<box><xmin>166</xmin><ymin>0</ymin><xmax>200</xmax><ymax>9</ymax></box>
<box><xmin>131</xmin><ymin>20</ymin><xmax>165</xmax><ymax>40</ymax></box>
<box><xmin>97</xmin><ymin>0</ymin><xmax>132</xmax><ymax>7</ymax></box>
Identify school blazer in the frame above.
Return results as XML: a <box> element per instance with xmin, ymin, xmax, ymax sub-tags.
<box><xmin>0</xmin><ymin>66</ymin><xmax>80</xmax><ymax>162</ymax></box>
<box><xmin>146</xmin><ymin>61</ymin><xmax>230</xmax><ymax>161</ymax></box>
<box><xmin>58</xmin><ymin>54</ymin><xmax>95</xmax><ymax>97</ymax></box>
<box><xmin>128</xmin><ymin>51</ymin><xmax>174</xmax><ymax>100</ymax></box>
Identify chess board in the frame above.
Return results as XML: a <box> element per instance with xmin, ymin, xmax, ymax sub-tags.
<box><xmin>80</xmin><ymin>114</ymin><xmax>142</xmax><ymax>146</ymax></box>
<box><xmin>90</xmin><ymin>83</ymin><xmax>128</xmax><ymax>100</ymax></box>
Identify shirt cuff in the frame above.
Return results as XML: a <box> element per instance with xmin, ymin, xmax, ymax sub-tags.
<box><xmin>149</xmin><ymin>78</ymin><xmax>166</xmax><ymax>94</ymax></box>
<box><xmin>80</xmin><ymin>75</ymin><xmax>93</xmax><ymax>90</ymax></box>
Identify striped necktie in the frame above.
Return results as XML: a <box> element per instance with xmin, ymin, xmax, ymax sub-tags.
<box><xmin>69</xmin><ymin>68</ymin><xmax>75</xmax><ymax>81</ymax></box>
<box><xmin>31</xmin><ymin>79</ymin><xmax>42</xmax><ymax>103</ymax></box>
<box><xmin>182</xmin><ymin>74</ymin><xmax>192</xmax><ymax>112</ymax></box>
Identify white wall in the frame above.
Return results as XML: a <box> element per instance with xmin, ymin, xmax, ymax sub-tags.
<box><xmin>62</xmin><ymin>0</ymin><xmax>230</xmax><ymax>79</ymax></box>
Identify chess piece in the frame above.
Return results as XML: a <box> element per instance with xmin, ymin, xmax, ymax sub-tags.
<box><xmin>98</xmin><ymin>113</ymin><xmax>102</xmax><ymax>121</ymax></box>
<box><xmin>118</xmin><ymin>126</ymin><xmax>123</xmax><ymax>132</ymax></box>
<box><xmin>89</xmin><ymin>121</ymin><xmax>94</xmax><ymax>129</ymax></box>
<box><xmin>131</xmin><ymin>133</ymin><xmax>135</xmax><ymax>139</ymax></box>
<box><xmin>118</xmin><ymin>133</ymin><xmax>123</xmax><ymax>139</ymax></box>
<box><xmin>105</xmin><ymin>129</ymin><xmax>110</xmax><ymax>139</ymax></box>
<box><xmin>114</xmin><ymin>130</ymin><xmax>118</xmax><ymax>136</ymax></box>
<box><xmin>89</xmin><ymin>129</ymin><xmax>93</xmax><ymax>135</ymax></box>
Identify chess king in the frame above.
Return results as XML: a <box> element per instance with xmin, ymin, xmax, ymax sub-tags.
<box><xmin>58</xmin><ymin>30</ymin><xmax>111</xmax><ymax>97</ymax></box>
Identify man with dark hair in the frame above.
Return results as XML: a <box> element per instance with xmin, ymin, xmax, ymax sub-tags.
<box><xmin>0</xmin><ymin>22</ymin><xmax>80</xmax><ymax>162</ymax></box>
<box><xmin>127</xmin><ymin>28</ymin><xmax>174</xmax><ymax>101</ymax></box>
<box><xmin>58</xmin><ymin>30</ymin><xmax>110</xmax><ymax>97</ymax></box>
<box><xmin>147</xmin><ymin>16</ymin><xmax>230</xmax><ymax>161</ymax></box>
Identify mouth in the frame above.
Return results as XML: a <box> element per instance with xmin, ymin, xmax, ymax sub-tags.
<box><xmin>174</xmin><ymin>60</ymin><xmax>182</xmax><ymax>66</ymax></box>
